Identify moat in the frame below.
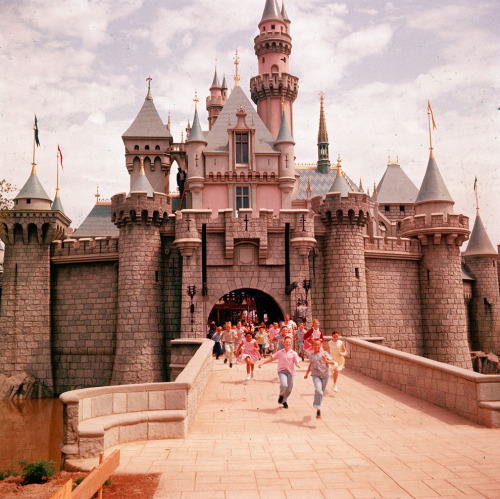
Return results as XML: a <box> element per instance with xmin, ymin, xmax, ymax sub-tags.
<box><xmin>0</xmin><ymin>399</ymin><xmax>63</xmax><ymax>469</ymax></box>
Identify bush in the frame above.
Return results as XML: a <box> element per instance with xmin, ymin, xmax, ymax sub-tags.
<box><xmin>0</xmin><ymin>468</ymin><xmax>18</xmax><ymax>481</ymax></box>
<box><xmin>17</xmin><ymin>458</ymin><xmax>56</xmax><ymax>484</ymax></box>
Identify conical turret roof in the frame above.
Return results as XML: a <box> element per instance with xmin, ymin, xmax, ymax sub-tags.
<box><xmin>329</xmin><ymin>173</ymin><xmax>353</xmax><ymax>197</ymax></box>
<box><xmin>275</xmin><ymin>111</ymin><xmax>294</xmax><ymax>143</ymax></box>
<box><xmin>374</xmin><ymin>162</ymin><xmax>419</xmax><ymax>204</ymax></box>
<box><xmin>123</xmin><ymin>96</ymin><xmax>172</xmax><ymax>139</ymax></box>
<box><xmin>52</xmin><ymin>191</ymin><xmax>65</xmax><ymax>213</ymax></box>
<box><xmin>261</xmin><ymin>0</ymin><xmax>283</xmax><ymax>22</ymax></box>
<box><xmin>211</xmin><ymin>68</ymin><xmax>221</xmax><ymax>89</ymax></box>
<box><xmin>415</xmin><ymin>156</ymin><xmax>453</xmax><ymax>205</ymax></box>
<box><xmin>187</xmin><ymin>108</ymin><xmax>207</xmax><ymax>143</ymax></box>
<box><xmin>463</xmin><ymin>214</ymin><xmax>497</xmax><ymax>256</ymax></box>
<box><xmin>15</xmin><ymin>172</ymin><xmax>52</xmax><ymax>203</ymax></box>
<box><xmin>221</xmin><ymin>74</ymin><xmax>228</xmax><ymax>90</ymax></box>
<box><xmin>130</xmin><ymin>159</ymin><xmax>155</xmax><ymax>197</ymax></box>
<box><xmin>281</xmin><ymin>0</ymin><xmax>290</xmax><ymax>22</ymax></box>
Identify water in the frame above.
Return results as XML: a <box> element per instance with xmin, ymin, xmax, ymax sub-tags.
<box><xmin>0</xmin><ymin>399</ymin><xmax>63</xmax><ymax>470</ymax></box>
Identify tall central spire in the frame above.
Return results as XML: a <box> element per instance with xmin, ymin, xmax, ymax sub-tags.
<box><xmin>317</xmin><ymin>92</ymin><xmax>330</xmax><ymax>174</ymax></box>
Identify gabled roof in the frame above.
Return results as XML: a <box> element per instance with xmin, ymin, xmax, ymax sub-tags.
<box><xmin>463</xmin><ymin>214</ymin><xmax>497</xmax><ymax>256</ymax></box>
<box><xmin>415</xmin><ymin>156</ymin><xmax>453</xmax><ymax>205</ymax></box>
<box><xmin>72</xmin><ymin>203</ymin><xmax>119</xmax><ymax>238</ymax></box>
<box><xmin>374</xmin><ymin>162</ymin><xmax>419</xmax><ymax>204</ymax></box>
<box><xmin>295</xmin><ymin>168</ymin><xmax>358</xmax><ymax>200</ymax></box>
<box><xmin>15</xmin><ymin>172</ymin><xmax>52</xmax><ymax>202</ymax></box>
<box><xmin>122</xmin><ymin>97</ymin><xmax>172</xmax><ymax>139</ymax></box>
<box><xmin>204</xmin><ymin>86</ymin><xmax>277</xmax><ymax>154</ymax></box>
<box><xmin>261</xmin><ymin>0</ymin><xmax>283</xmax><ymax>22</ymax></box>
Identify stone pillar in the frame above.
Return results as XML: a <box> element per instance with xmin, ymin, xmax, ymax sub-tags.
<box><xmin>0</xmin><ymin>211</ymin><xmax>69</xmax><ymax>395</ymax></box>
<box><xmin>464</xmin><ymin>255</ymin><xmax>500</xmax><ymax>354</ymax></box>
<box><xmin>320</xmin><ymin>192</ymin><xmax>370</xmax><ymax>336</ymax></box>
<box><xmin>402</xmin><ymin>213</ymin><xmax>472</xmax><ymax>369</ymax></box>
<box><xmin>111</xmin><ymin>192</ymin><xmax>170</xmax><ymax>384</ymax></box>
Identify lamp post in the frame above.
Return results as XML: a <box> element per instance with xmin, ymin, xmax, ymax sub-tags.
<box><xmin>187</xmin><ymin>285</ymin><xmax>197</xmax><ymax>333</ymax></box>
<box><xmin>303</xmin><ymin>279</ymin><xmax>312</xmax><ymax>304</ymax></box>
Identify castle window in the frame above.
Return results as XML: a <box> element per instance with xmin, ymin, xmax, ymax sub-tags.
<box><xmin>262</xmin><ymin>57</ymin><xmax>265</xmax><ymax>63</ymax></box>
<box><xmin>271</xmin><ymin>24</ymin><xmax>275</xmax><ymax>29</ymax></box>
<box><xmin>235</xmin><ymin>133</ymin><xmax>249</xmax><ymax>164</ymax></box>
<box><xmin>262</xmin><ymin>26</ymin><xmax>265</xmax><ymax>32</ymax></box>
<box><xmin>384</xmin><ymin>205</ymin><xmax>390</xmax><ymax>212</ymax></box>
<box><xmin>400</xmin><ymin>205</ymin><xmax>405</xmax><ymax>212</ymax></box>
<box><xmin>155</xmin><ymin>145</ymin><xmax>160</xmax><ymax>150</ymax></box>
<box><xmin>134</xmin><ymin>145</ymin><xmax>139</xmax><ymax>150</ymax></box>
<box><xmin>236</xmin><ymin>186</ymin><xmax>250</xmax><ymax>211</ymax></box>
<box><xmin>27</xmin><ymin>199</ymin><xmax>31</xmax><ymax>204</ymax></box>
<box><xmin>145</xmin><ymin>145</ymin><xmax>150</xmax><ymax>150</ymax></box>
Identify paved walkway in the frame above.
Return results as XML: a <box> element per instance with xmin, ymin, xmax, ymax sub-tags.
<box><xmin>105</xmin><ymin>360</ymin><xmax>498</xmax><ymax>498</ymax></box>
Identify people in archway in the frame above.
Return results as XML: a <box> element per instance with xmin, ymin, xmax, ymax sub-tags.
<box><xmin>304</xmin><ymin>339</ymin><xmax>338</xmax><ymax>419</ymax></box>
<box><xmin>304</xmin><ymin>319</ymin><xmax>324</xmax><ymax>354</ymax></box>
<box><xmin>258</xmin><ymin>336</ymin><xmax>301</xmax><ymax>409</ymax></box>
<box><xmin>237</xmin><ymin>331</ymin><xmax>261</xmax><ymax>380</ymax></box>
<box><xmin>212</xmin><ymin>326</ymin><xmax>223</xmax><ymax>360</ymax></box>
<box><xmin>222</xmin><ymin>322</ymin><xmax>237</xmax><ymax>368</ymax></box>
<box><xmin>327</xmin><ymin>330</ymin><xmax>347</xmax><ymax>392</ymax></box>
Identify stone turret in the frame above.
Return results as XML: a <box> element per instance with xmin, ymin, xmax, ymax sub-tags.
<box><xmin>317</xmin><ymin>93</ymin><xmax>330</xmax><ymax>174</ymax></box>
<box><xmin>275</xmin><ymin>111</ymin><xmax>295</xmax><ymax>208</ymax></box>
<box><xmin>186</xmin><ymin>106</ymin><xmax>207</xmax><ymax>209</ymax></box>
<box><xmin>319</xmin><ymin>189</ymin><xmax>371</xmax><ymax>335</ymax></box>
<box><xmin>122</xmin><ymin>80</ymin><xmax>173</xmax><ymax>194</ymax></box>
<box><xmin>401</xmin><ymin>152</ymin><xmax>472</xmax><ymax>369</ymax></box>
<box><xmin>463</xmin><ymin>212</ymin><xmax>500</xmax><ymax>355</ymax></box>
<box><xmin>0</xmin><ymin>167</ymin><xmax>71</xmax><ymax>395</ymax></box>
<box><xmin>250</xmin><ymin>0</ymin><xmax>298</xmax><ymax>137</ymax></box>
<box><xmin>110</xmin><ymin>174</ymin><xmax>171</xmax><ymax>384</ymax></box>
<box><xmin>206</xmin><ymin>67</ymin><xmax>226</xmax><ymax>130</ymax></box>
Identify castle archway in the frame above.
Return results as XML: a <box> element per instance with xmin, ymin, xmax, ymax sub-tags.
<box><xmin>207</xmin><ymin>288</ymin><xmax>284</xmax><ymax>326</ymax></box>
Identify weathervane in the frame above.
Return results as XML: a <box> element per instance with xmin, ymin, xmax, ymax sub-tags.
<box><xmin>146</xmin><ymin>75</ymin><xmax>152</xmax><ymax>99</ymax></box>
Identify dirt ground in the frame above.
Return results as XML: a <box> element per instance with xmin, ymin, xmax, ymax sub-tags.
<box><xmin>0</xmin><ymin>471</ymin><xmax>160</xmax><ymax>498</ymax></box>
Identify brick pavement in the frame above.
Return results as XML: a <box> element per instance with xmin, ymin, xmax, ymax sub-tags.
<box><xmin>100</xmin><ymin>359</ymin><xmax>500</xmax><ymax>498</ymax></box>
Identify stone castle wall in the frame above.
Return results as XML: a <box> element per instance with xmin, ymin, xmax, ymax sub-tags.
<box><xmin>51</xmin><ymin>261</ymin><xmax>118</xmax><ymax>394</ymax></box>
<box><xmin>366</xmin><ymin>257</ymin><xmax>423</xmax><ymax>354</ymax></box>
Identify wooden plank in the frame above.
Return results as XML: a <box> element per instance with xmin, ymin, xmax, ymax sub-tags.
<box><xmin>49</xmin><ymin>479</ymin><xmax>72</xmax><ymax>499</ymax></box>
<box><xmin>72</xmin><ymin>450</ymin><xmax>120</xmax><ymax>499</ymax></box>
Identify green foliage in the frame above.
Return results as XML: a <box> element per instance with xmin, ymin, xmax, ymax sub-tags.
<box><xmin>0</xmin><ymin>178</ymin><xmax>15</xmax><ymax>236</ymax></box>
<box><xmin>17</xmin><ymin>458</ymin><xmax>56</xmax><ymax>484</ymax></box>
<box><xmin>0</xmin><ymin>468</ymin><xmax>18</xmax><ymax>481</ymax></box>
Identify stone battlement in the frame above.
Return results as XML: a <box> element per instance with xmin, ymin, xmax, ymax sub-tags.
<box><xmin>401</xmin><ymin>212</ymin><xmax>469</xmax><ymax>245</ymax></box>
<box><xmin>317</xmin><ymin>191</ymin><xmax>370</xmax><ymax>226</ymax></box>
<box><xmin>111</xmin><ymin>191</ymin><xmax>171</xmax><ymax>227</ymax></box>
<box><xmin>51</xmin><ymin>237</ymin><xmax>119</xmax><ymax>261</ymax></box>
<box><xmin>364</xmin><ymin>235</ymin><xmax>421</xmax><ymax>259</ymax></box>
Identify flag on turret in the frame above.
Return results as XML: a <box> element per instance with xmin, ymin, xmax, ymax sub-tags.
<box><xmin>474</xmin><ymin>176</ymin><xmax>477</xmax><ymax>192</ymax></box>
<box><xmin>58</xmin><ymin>145</ymin><xmax>63</xmax><ymax>170</ymax></box>
<box><xmin>427</xmin><ymin>101</ymin><xmax>436</xmax><ymax>130</ymax></box>
<box><xmin>34</xmin><ymin>115</ymin><xmax>40</xmax><ymax>146</ymax></box>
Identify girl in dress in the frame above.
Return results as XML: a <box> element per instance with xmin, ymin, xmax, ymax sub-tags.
<box><xmin>237</xmin><ymin>331</ymin><xmax>261</xmax><ymax>380</ymax></box>
<box><xmin>327</xmin><ymin>330</ymin><xmax>347</xmax><ymax>391</ymax></box>
<box><xmin>303</xmin><ymin>319</ymin><xmax>324</xmax><ymax>353</ymax></box>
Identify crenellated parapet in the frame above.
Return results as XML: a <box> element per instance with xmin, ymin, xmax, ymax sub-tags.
<box><xmin>250</xmin><ymin>73</ymin><xmax>299</xmax><ymax>103</ymax></box>
<box><xmin>318</xmin><ymin>191</ymin><xmax>370</xmax><ymax>227</ymax></box>
<box><xmin>111</xmin><ymin>191</ymin><xmax>171</xmax><ymax>228</ymax></box>
<box><xmin>363</xmin><ymin>235</ymin><xmax>422</xmax><ymax>260</ymax></box>
<box><xmin>401</xmin><ymin>212</ymin><xmax>469</xmax><ymax>246</ymax></box>
<box><xmin>0</xmin><ymin>210</ymin><xmax>71</xmax><ymax>245</ymax></box>
<box><xmin>51</xmin><ymin>236</ymin><xmax>119</xmax><ymax>263</ymax></box>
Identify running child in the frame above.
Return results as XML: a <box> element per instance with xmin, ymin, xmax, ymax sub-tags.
<box><xmin>327</xmin><ymin>330</ymin><xmax>347</xmax><ymax>391</ymax></box>
<box><xmin>237</xmin><ymin>331</ymin><xmax>261</xmax><ymax>380</ymax></box>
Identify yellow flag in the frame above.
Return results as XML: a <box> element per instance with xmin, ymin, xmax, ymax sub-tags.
<box><xmin>427</xmin><ymin>100</ymin><xmax>436</xmax><ymax>129</ymax></box>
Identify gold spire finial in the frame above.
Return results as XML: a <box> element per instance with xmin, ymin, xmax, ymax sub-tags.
<box><xmin>181</xmin><ymin>131</ymin><xmax>184</xmax><ymax>143</ymax></box>
<box><xmin>427</xmin><ymin>100</ymin><xmax>436</xmax><ymax>158</ymax></box>
<box><xmin>146</xmin><ymin>75</ymin><xmax>152</xmax><ymax>100</ymax></box>
<box><xmin>233</xmin><ymin>49</ymin><xmax>240</xmax><ymax>87</ymax></box>
<box><xmin>95</xmin><ymin>185</ymin><xmax>100</xmax><ymax>204</ymax></box>
<box><xmin>336</xmin><ymin>155</ymin><xmax>342</xmax><ymax>177</ymax></box>
<box><xmin>194</xmin><ymin>90</ymin><xmax>199</xmax><ymax>110</ymax></box>
<box><xmin>167</xmin><ymin>111</ymin><xmax>171</xmax><ymax>131</ymax></box>
<box><xmin>281</xmin><ymin>96</ymin><xmax>285</xmax><ymax>113</ymax></box>
<box><xmin>359</xmin><ymin>178</ymin><xmax>363</xmax><ymax>192</ymax></box>
<box><xmin>140</xmin><ymin>157</ymin><xmax>145</xmax><ymax>175</ymax></box>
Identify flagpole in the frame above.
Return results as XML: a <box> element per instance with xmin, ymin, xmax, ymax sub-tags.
<box><xmin>56</xmin><ymin>150</ymin><xmax>60</xmax><ymax>192</ymax></box>
<box><xmin>475</xmin><ymin>178</ymin><xmax>479</xmax><ymax>216</ymax></box>
<box><xmin>427</xmin><ymin>106</ymin><xmax>433</xmax><ymax>158</ymax></box>
<box><xmin>32</xmin><ymin>117</ymin><xmax>37</xmax><ymax>175</ymax></box>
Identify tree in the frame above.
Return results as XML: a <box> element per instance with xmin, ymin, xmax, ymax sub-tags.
<box><xmin>0</xmin><ymin>179</ymin><xmax>15</xmax><ymax>237</ymax></box>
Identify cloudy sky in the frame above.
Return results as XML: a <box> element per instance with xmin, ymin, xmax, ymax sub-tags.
<box><xmin>1</xmin><ymin>0</ymin><xmax>499</xmax><ymax>245</ymax></box>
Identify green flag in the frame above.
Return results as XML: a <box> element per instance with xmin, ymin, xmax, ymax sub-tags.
<box><xmin>35</xmin><ymin>115</ymin><xmax>40</xmax><ymax>147</ymax></box>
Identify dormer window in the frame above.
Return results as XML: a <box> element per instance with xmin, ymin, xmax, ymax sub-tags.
<box><xmin>236</xmin><ymin>133</ymin><xmax>249</xmax><ymax>164</ymax></box>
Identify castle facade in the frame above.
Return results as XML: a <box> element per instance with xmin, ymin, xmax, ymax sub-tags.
<box><xmin>1</xmin><ymin>0</ymin><xmax>499</xmax><ymax>396</ymax></box>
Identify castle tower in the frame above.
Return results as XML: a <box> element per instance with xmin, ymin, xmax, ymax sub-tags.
<box><xmin>185</xmin><ymin>101</ymin><xmax>207</xmax><ymax>210</ymax></box>
<box><xmin>320</xmin><ymin>159</ymin><xmax>370</xmax><ymax>335</ymax></box>
<box><xmin>0</xmin><ymin>165</ymin><xmax>70</xmax><ymax>395</ymax></box>
<box><xmin>401</xmin><ymin>149</ymin><xmax>472</xmax><ymax>368</ymax></box>
<box><xmin>206</xmin><ymin>67</ymin><xmax>224</xmax><ymax>130</ymax></box>
<box><xmin>250</xmin><ymin>0</ymin><xmax>299</xmax><ymax>137</ymax></box>
<box><xmin>122</xmin><ymin>78</ymin><xmax>173</xmax><ymax>195</ymax></box>
<box><xmin>463</xmin><ymin>209</ymin><xmax>500</xmax><ymax>355</ymax></box>
<box><xmin>110</xmin><ymin>161</ymin><xmax>170</xmax><ymax>384</ymax></box>
<box><xmin>275</xmin><ymin>110</ymin><xmax>295</xmax><ymax>208</ymax></box>
<box><xmin>317</xmin><ymin>92</ymin><xmax>330</xmax><ymax>174</ymax></box>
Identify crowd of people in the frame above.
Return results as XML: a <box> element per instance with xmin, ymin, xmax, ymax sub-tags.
<box><xmin>206</xmin><ymin>315</ymin><xmax>347</xmax><ymax>419</ymax></box>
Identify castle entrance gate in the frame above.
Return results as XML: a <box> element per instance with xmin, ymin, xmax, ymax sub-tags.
<box><xmin>207</xmin><ymin>288</ymin><xmax>283</xmax><ymax>326</ymax></box>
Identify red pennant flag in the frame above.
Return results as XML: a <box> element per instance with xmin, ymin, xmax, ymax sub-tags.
<box><xmin>427</xmin><ymin>100</ymin><xmax>436</xmax><ymax>130</ymax></box>
<box><xmin>58</xmin><ymin>145</ymin><xmax>63</xmax><ymax>170</ymax></box>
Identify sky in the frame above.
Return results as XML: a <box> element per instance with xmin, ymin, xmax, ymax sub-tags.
<box><xmin>0</xmin><ymin>0</ymin><xmax>499</xmax><ymax>246</ymax></box>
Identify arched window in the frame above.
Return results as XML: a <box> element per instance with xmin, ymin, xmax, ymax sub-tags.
<box><xmin>155</xmin><ymin>145</ymin><xmax>160</xmax><ymax>150</ymax></box>
<box><xmin>134</xmin><ymin>145</ymin><xmax>139</xmax><ymax>151</ymax></box>
<box><xmin>271</xmin><ymin>65</ymin><xmax>279</xmax><ymax>74</ymax></box>
<box><xmin>145</xmin><ymin>145</ymin><xmax>150</xmax><ymax>150</ymax></box>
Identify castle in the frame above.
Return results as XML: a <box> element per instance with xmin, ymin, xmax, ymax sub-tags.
<box><xmin>1</xmin><ymin>0</ymin><xmax>499</xmax><ymax>396</ymax></box>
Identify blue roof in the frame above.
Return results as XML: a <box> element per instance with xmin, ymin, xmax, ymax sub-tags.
<box><xmin>295</xmin><ymin>167</ymin><xmax>358</xmax><ymax>200</ymax></box>
<box><xmin>72</xmin><ymin>203</ymin><xmax>119</xmax><ymax>238</ymax></box>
